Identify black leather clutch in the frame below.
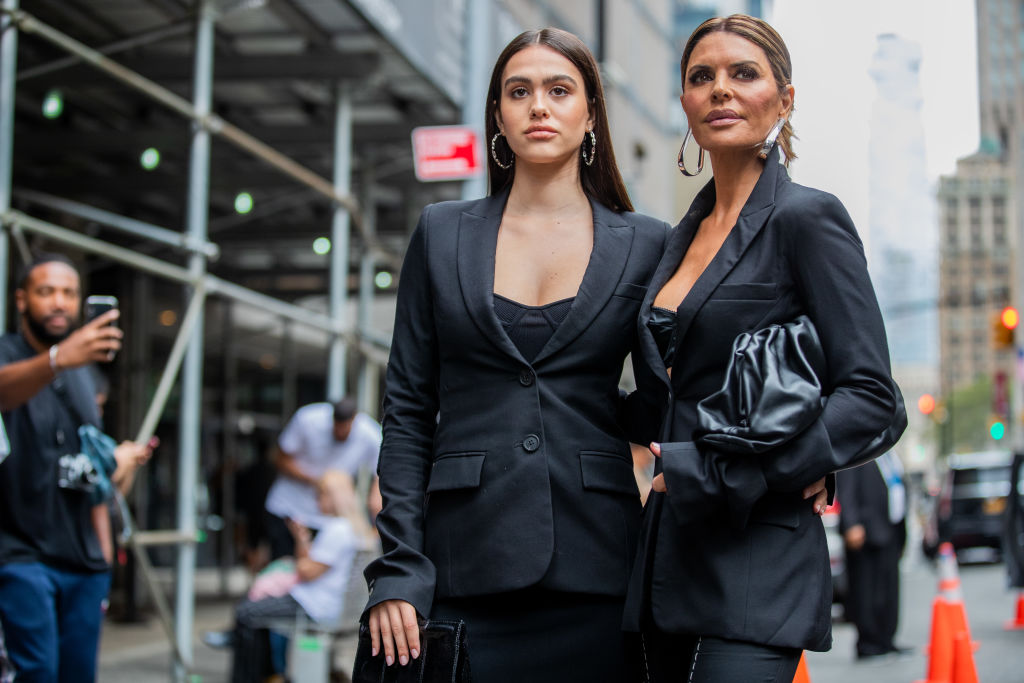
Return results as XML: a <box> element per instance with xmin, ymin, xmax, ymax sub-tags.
<box><xmin>352</xmin><ymin>619</ymin><xmax>472</xmax><ymax>683</ymax></box>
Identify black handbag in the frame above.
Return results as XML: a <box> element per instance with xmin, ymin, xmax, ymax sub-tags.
<box><xmin>352</xmin><ymin>619</ymin><xmax>472</xmax><ymax>683</ymax></box>
<box><xmin>695</xmin><ymin>314</ymin><xmax>906</xmax><ymax>465</ymax></box>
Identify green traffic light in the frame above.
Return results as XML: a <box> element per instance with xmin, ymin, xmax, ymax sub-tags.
<box><xmin>990</xmin><ymin>421</ymin><xmax>1006</xmax><ymax>440</ymax></box>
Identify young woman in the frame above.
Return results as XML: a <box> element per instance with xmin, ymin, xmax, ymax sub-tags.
<box><xmin>623</xmin><ymin>15</ymin><xmax>904</xmax><ymax>682</ymax></box>
<box><xmin>362</xmin><ymin>28</ymin><xmax>670</xmax><ymax>682</ymax></box>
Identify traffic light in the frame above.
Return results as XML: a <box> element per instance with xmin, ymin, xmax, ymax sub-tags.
<box><xmin>918</xmin><ymin>393</ymin><xmax>936</xmax><ymax>416</ymax></box>
<box><xmin>990</xmin><ymin>418</ymin><xmax>1006</xmax><ymax>441</ymax></box>
<box><xmin>993</xmin><ymin>306</ymin><xmax>1019</xmax><ymax>349</ymax></box>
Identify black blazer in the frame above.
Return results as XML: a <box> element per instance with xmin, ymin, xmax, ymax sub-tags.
<box><xmin>364</xmin><ymin>190</ymin><xmax>670</xmax><ymax>619</ymax></box>
<box><xmin>623</xmin><ymin>146</ymin><xmax>903</xmax><ymax>651</ymax></box>
<box><xmin>836</xmin><ymin>459</ymin><xmax>904</xmax><ymax>549</ymax></box>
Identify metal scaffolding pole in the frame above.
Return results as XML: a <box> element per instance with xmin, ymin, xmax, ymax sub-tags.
<box><xmin>174</xmin><ymin>3</ymin><xmax>214</xmax><ymax>679</ymax></box>
<box><xmin>328</xmin><ymin>81</ymin><xmax>353</xmax><ymax>401</ymax></box>
<box><xmin>15</xmin><ymin>189</ymin><xmax>220</xmax><ymax>258</ymax></box>
<box><xmin>358</xmin><ymin>166</ymin><xmax>378</xmax><ymax>415</ymax></box>
<box><xmin>461</xmin><ymin>0</ymin><xmax>490</xmax><ymax>201</ymax></box>
<box><xmin>0</xmin><ymin>0</ymin><xmax>18</xmax><ymax>331</ymax></box>
<box><xmin>0</xmin><ymin>6</ymin><xmax>374</xmax><ymax>243</ymax></box>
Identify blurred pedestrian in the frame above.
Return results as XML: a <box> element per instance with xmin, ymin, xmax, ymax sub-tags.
<box><xmin>264</xmin><ymin>398</ymin><xmax>381</xmax><ymax>560</ymax></box>
<box><xmin>837</xmin><ymin>450</ymin><xmax>908</xmax><ymax>660</ymax></box>
<box><xmin>624</xmin><ymin>15</ymin><xmax>903</xmax><ymax>681</ymax></box>
<box><xmin>230</xmin><ymin>470</ymin><xmax>374</xmax><ymax>683</ymax></box>
<box><xmin>363</xmin><ymin>28</ymin><xmax>669</xmax><ymax>682</ymax></box>
<box><xmin>0</xmin><ymin>253</ymin><xmax>151</xmax><ymax>683</ymax></box>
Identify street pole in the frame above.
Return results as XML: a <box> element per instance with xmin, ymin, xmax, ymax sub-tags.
<box><xmin>461</xmin><ymin>0</ymin><xmax>490</xmax><ymax>201</ymax></box>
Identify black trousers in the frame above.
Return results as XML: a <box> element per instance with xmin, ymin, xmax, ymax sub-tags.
<box><xmin>845</xmin><ymin>522</ymin><xmax>905</xmax><ymax>657</ymax></box>
<box><xmin>643</xmin><ymin>630</ymin><xmax>801</xmax><ymax>683</ymax></box>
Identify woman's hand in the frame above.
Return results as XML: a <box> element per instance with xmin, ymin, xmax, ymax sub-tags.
<box><xmin>802</xmin><ymin>477</ymin><xmax>828</xmax><ymax>515</ymax></box>
<box><xmin>368</xmin><ymin>599</ymin><xmax>420</xmax><ymax>667</ymax></box>
<box><xmin>649</xmin><ymin>442</ymin><xmax>667</xmax><ymax>492</ymax></box>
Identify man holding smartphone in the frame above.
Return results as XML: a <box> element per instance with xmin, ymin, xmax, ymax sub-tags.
<box><xmin>0</xmin><ymin>252</ymin><xmax>149</xmax><ymax>683</ymax></box>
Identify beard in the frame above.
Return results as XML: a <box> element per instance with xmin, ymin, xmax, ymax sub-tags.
<box><xmin>24</xmin><ymin>310</ymin><xmax>75</xmax><ymax>348</ymax></box>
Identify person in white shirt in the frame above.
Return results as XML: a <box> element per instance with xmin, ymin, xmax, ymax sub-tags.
<box><xmin>264</xmin><ymin>398</ymin><xmax>381</xmax><ymax>558</ymax></box>
<box><xmin>231</xmin><ymin>470</ymin><xmax>375</xmax><ymax>683</ymax></box>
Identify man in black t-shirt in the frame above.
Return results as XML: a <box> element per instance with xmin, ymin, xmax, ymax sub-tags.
<box><xmin>0</xmin><ymin>253</ymin><xmax>141</xmax><ymax>683</ymax></box>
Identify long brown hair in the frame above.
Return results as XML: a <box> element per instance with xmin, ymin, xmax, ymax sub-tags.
<box><xmin>680</xmin><ymin>14</ymin><xmax>797</xmax><ymax>164</ymax></box>
<box><xmin>485</xmin><ymin>28</ymin><xmax>633</xmax><ymax>212</ymax></box>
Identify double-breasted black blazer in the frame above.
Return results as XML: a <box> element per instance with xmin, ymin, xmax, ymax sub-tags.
<box><xmin>623</xmin><ymin>146</ymin><xmax>905</xmax><ymax>651</ymax></box>
<box><xmin>364</xmin><ymin>190</ymin><xmax>670</xmax><ymax>619</ymax></box>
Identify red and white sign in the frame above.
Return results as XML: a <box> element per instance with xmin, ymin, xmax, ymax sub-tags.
<box><xmin>411</xmin><ymin>126</ymin><xmax>483</xmax><ymax>182</ymax></box>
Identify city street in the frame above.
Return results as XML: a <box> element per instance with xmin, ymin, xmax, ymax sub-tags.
<box><xmin>96</xmin><ymin>553</ymin><xmax>1023</xmax><ymax>682</ymax></box>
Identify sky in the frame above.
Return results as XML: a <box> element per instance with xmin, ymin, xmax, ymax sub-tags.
<box><xmin>767</xmin><ymin>0</ymin><xmax>979</xmax><ymax>238</ymax></box>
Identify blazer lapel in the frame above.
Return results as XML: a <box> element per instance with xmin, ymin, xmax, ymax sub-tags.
<box><xmin>635</xmin><ymin>181</ymin><xmax>711</xmax><ymax>388</ymax></box>
<box><xmin>532</xmin><ymin>200</ymin><xmax>634</xmax><ymax>365</ymax></box>
<box><xmin>670</xmin><ymin>147</ymin><xmax>785</xmax><ymax>367</ymax></box>
<box><xmin>456</xmin><ymin>188</ymin><xmax>527</xmax><ymax>362</ymax></box>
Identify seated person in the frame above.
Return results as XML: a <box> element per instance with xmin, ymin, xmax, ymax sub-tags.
<box><xmin>229</xmin><ymin>470</ymin><xmax>374</xmax><ymax>683</ymax></box>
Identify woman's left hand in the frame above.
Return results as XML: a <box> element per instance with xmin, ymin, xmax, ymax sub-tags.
<box><xmin>803</xmin><ymin>477</ymin><xmax>828</xmax><ymax>515</ymax></box>
<box><xmin>649</xmin><ymin>442</ymin><xmax>666</xmax><ymax>492</ymax></box>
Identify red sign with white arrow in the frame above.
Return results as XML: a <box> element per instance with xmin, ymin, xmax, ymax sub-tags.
<box><xmin>411</xmin><ymin>126</ymin><xmax>483</xmax><ymax>182</ymax></box>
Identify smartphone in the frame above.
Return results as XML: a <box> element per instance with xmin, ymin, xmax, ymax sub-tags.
<box><xmin>85</xmin><ymin>295</ymin><xmax>119</xmax><ymax>326</ymax></box>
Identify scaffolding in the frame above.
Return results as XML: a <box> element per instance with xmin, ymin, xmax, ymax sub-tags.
<box><xmin>0</xmin><ymin>2</ymin><xmax>392</xmax><ymax>679</ymax></box>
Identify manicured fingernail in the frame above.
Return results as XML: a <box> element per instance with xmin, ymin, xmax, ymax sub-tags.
<box><xmin>372</xmin><ymin>646</ymin><xmax>378</xmax><ymax>656</ymax></box>
<box><xmin>815</xmin><ymin>505</ymin><xmax>822</xmax><ymax>514</ymax></box>
<box><xmin>400</xmin><ymin>655</ymin><xmax>409</xmax><ymax>666</ymax></box>
<box><xmin>386</xmin><ymin>655</ymin><xmax>394</xmax><ymax>666</ymax></box>
<box><xmin>411</xmin><ymin>649</ymin><xmax>420</xmax><ymax>659</ymax></box>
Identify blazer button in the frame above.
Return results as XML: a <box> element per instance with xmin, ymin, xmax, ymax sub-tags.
<box><xmin>522</xmin><ymin>434</ymin><xmax>540</xmax><ymax>452</ymax></box>
<box><xmin>519</xmin><ymin>369</ymin><xmax>534</xmax><ymax>386</ymax></box>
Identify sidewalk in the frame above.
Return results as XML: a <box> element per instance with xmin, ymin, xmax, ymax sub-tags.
<box><xmin>97</xmin><ymin>568</ymin><xmax>359</xmax><ymax>682</ymax></box>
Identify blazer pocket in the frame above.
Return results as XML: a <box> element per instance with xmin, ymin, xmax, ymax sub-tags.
<box><xmin>426</xmin><ymin>451</ymin><xmax>485</xmax><ymax>492</ymax></box>
<box><xmin>711</xmin><ymin>282</ymin><xmax>776</xmax><ymax>301</ymax></box>
<box><xmin>579</xmin><ymin>450</ymin><xmax>639</xmax><ymax>496</ymax></box>
<box><xmin>613</xmin><ymin>282</ymin><xmax>648</xmax><ymax>301</ymax></box>
<box><xmin>749</xmin><ymin>497</ymin><xmax>801</xmax><ymax>529</ymax></box>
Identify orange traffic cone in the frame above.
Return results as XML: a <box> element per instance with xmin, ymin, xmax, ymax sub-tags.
<box><xmin>792</xmin><ymin>652</ymin><xmax>810</xmax><ymax>683</ymax></box>
<box><xmin>916</xmin><ymin>543</ymin><xmax>978</xmax><ymax>683</ymax></box>
<box><xmin>1005</xmin><ymin>590</ymin><xmax>1024</xmax><ymax>630</ymax></box>
<box><xmin>935</xmin><ymin>543</ymin><xmax>976</xmax><ymax>647</ymax></box>
<box><xmin>916</xmin><ymin>600</ymin><xmax>955</xmax><ymax>683</ymax></box>
<box><xmin>951</xmin><ymin>631</ymin><xmax>978</xmax><ymax>683</ymax></box>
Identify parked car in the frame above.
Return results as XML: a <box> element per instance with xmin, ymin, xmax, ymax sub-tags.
<box><xmin>822</xmin><ymin>499</ymin><xmax>847</xmax><ymax>605</ymax></box>
<box><xmin>922</xmin><ymin>450</ymin><xmax>1016</xmax><ymax>560</ymax></box>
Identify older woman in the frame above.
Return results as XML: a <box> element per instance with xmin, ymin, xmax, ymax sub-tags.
<box><xmin>624</xmin><ymin>14</ymin><xmax>904</xmax><ymax>682</ymax></box>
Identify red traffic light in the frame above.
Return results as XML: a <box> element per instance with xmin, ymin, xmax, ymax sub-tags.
<box><xmin>918</xmin><ymin>393</ymin><xmax>936</xmax><ymax>415</ymax></box>
<box><xmin>1001</xmin><ymin>306</ymin><xmax>1019</xmax><ymax>330</ymax></box>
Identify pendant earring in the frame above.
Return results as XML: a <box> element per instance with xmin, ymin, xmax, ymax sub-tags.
<box><xmin>491</xmin><ymin>133</ymin><xmax>514</xmax><ymax>170</ymax></box>
<box><xmin>581</xmin><ymin>130</ymin><xmax>597</xmax><ymax>167</ymax></box>
<box><xmin>758</xmin><ymin>118</ymin><xmax>786</xmax><ymax>159</ymax></box>
<box><xmin>677</xmin><ymin>129</ymin><xmax>704</xmax><ymax>176</ymax></box>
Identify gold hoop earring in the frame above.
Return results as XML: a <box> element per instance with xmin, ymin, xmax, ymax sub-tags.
<box><xmin>677</xmin><ymin>129</ymin><xmax>704</xmax><ymax>176</ymax></box>
<box><xmin>758</xmin><ymin>118</ymin><xmax>787</xmax><ymax>159</ymax></box>
<box><xmin>581</xmin><ymin>130</ymin><xmax>597</xmax><ymax>167</ymax></box>
<box><xmin>491</xmin><ymin>133</ymin><xmax>514</xmax><ymax>170</ymax></box>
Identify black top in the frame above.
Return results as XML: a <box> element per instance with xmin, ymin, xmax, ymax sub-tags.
<box><xmin>647</xmin><ymin>307</ymin><xmax>677</xmax><ymax>366</ymax></box>
<box><xmin>493</xmin><ymin>294</ymin><xmax>575</xmax><ymax>362</ymax></box>
<box><xmin>0</xmin><ymin>333</ymin><xmax>107</xmax><ymax>572</ymax></box>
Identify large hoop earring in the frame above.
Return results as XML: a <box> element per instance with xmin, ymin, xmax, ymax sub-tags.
<box><xmin>677</xmin><ymin>129</ymin><xmax>704</xmax><ymax>176</ymax></box>
<box><xmin>581</xmin><ymin>130</ymin><xmax>597</xmax><ymax>167</ymax></box>
<box><xmin>490</xmin><ymin>133</ymin><xmax>514</xmax><ymax>170</ymax></box>
<box><xmin>758</xmin><ymin>118</ymin><xmax>786</xmax><ymax>159</ymax></box>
